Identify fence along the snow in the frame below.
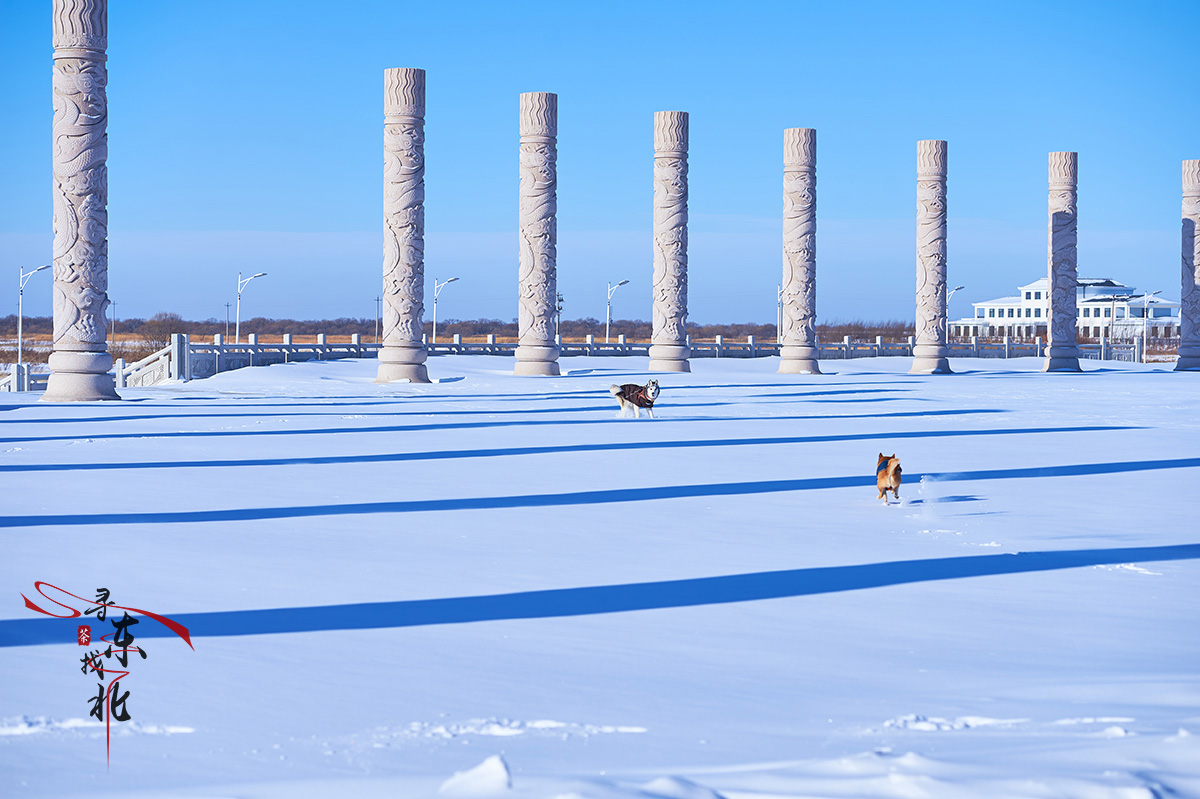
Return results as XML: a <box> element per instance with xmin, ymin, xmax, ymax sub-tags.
<box><xmin>0</xmin><ymin>333</ymin><xmax>1144</xmax><ymax>392</ymax></box>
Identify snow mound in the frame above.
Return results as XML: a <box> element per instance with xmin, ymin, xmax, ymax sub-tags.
<box><xmin>883</xmin><ymin>713</ymin><xmax>1028</xmax><ymax>732</ymax></box>
<box><xmin>640</xmin><ymin>775</ymin><xmax>728</xmax><ymax>798</ymax></box>
<box><xmin>0</xmin><ymin>716</ymin><xmax>194</xmax><ymax>736</ymax></box>
<box><xmin>439</xmin><ymin>754</ymin><xmax>511</xmax><ymax>798</ymax></box>
<box><xmin>383</xmin><ymin>717</ymin><xmax>645</xmax><ymax>742</ymax></box>
<box><xmin>1093</xmin><ymin>563</ymin><xmax>1162</xmax><ymax>575</ymax></box>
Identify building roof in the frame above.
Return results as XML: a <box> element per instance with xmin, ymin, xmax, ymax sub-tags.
<box><xmin>956</xmin><ymin>277</ymin><xmax>1180</xmax><ymax>323</ymax></box>
<box><xmin>1017</xmin><ymin>277</ymin><xmax>1129</xmax><ymax>291</ymax></box>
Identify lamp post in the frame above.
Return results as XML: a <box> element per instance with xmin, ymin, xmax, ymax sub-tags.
<box><xmin>374</xmin><ymin>296</ymin><xmax>382</xmax><ymax>344</ymax></box>
<box><xmin>432</xmin><ymin>277</ymin><xmax>458</xmax><ymax>343</ymax></box>
<box><xmin>606</xmin><ymin>279</ymin><xmax>629</xmax><ymax>343</ymax></box>
<box><xmin>556</xmin><ymin>292</ymin><xmax>564</xmax><ymax>339</ymax></box>
<box><xmin>1141</xmin><ymin>290</ymin><xmax>1161</xmax><ymax>362</ymax></box>
<box><xmin>776</xmin><ymin>283</ymin><xmax>783</xmax><ymax>344</ymax></box>
<box><xmin>946</xmin><ymin>286</ymin><xmax>964</xmax><ymax>340</ymax></box>
<box><xmin>235</xmin><ymin>271</ymin><xmax>267</xmax><ymax>344</ymax></box>
<box><xmin>17</xmin><ymin>264</ymin><xmax>51</xmax><ymax>368</ymax></box>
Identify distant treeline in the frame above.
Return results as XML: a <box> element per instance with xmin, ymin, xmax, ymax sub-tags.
<box><xmin>2</xmin><ymin>314</ymin><xmax>915</xmax><ymax>344</ymax></box>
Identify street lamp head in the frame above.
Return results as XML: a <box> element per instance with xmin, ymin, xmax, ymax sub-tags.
<box><xmin>617</xmin><ymin>279</ymin><xmax>629</xmax><ymax>287</ymax></box>
<box><xmin>253</xmin><ymin>272</ymin><xmax>267</xmax><ymax>278</ymax></box>
<box><xmin>33</xmin><ymin>264</ymin><xmax>52</xmax><ymax>274</ymax></box>
<box><xmin>952</xmin><ymin>285</ymin><xmax>965</xmax><ymax>292</ymax></box>
<box><xmin>447</xmin><ymin>277</ymin><xmax>460</xmax><ymax>283</ymax></box>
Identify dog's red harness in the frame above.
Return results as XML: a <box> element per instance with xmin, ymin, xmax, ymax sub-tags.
<box><xmin>617</xmin><ymin>384</ymin><xmax>656</xmax><ymax>408</ymax></box>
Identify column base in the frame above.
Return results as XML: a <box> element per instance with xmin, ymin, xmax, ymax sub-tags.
<box><xmin>648</xmin><ymin>359</ymin><xmax>691</xmax><ymax>372</ymax></box>
<box><xmin>648</xmin><ymin>344</ymin><xmax>690</xmax><ymax>373</ymax></box>
<box><xmin>1043</xmin><ymin>344</ymin><xmax>1082</xmax><ymax>372</ymax></box>
<box><xmin>1175</xmin><ymin>345</ymin><xmax>1200</xmax><ymax>370</ymax></box>
<box><xmin>778</xmin><ymin>359</ymin><xmax>821</xmax><ymax>374</ymax></box>
<box><xmin>910</xmin><ymin>342</ymin><xmax>953</xmax><ymax>374</ymax></box>
<box><xmin>41</xmin><ymin>351</ymin><xmax>120</xmax><ymax>402</ymax></box>
<box><xmin>909</xmin><ymin>357</ymin><xmax>953</xmax><ymax>374</ymax></box>
<box><xmin>376</xmin><ymin>344</ymin><xmax>430</xmax><ymax>383</ymax></box>
<box><xmin>376</xmin><ymin>362</ymin><xmax>430</xmax><ymax>383</ymax></box>
<box><xmin>514</xmin><ymin>344</ymin><xmax>560</xmax><ymax>376</ymax></box>
<box><xmin>1042</xmin><ymin>357</ymin><xmax>1082</xmax><ymax>372</ymax></box>
<box><xmin>779</xmin><ymin>345</ymin><xmax>821</xmax><ymax>374</ymax></box>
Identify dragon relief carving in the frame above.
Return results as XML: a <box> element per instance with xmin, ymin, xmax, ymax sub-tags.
<box><xmin>517</xmin><ymin>139</ymin><xmax>558</xmax><ymax>348</ymax></box>
<box><xmin>782</xmin><ymin>167</ymin><xmax>816</xmax><ymax>345</ymax></box>
<box><xmin>52</xmin><ymin>54</ymin><xmax>110</xmax><ymax>350</ymax></box>
<box><xmin>1048</xmin><ymin>196</ymin><xmax>1078</xmax><ymax>346</ymax></box>
<box><xmin>1182</xmin><ymin>199</ymin><xmax>1200</xmax><ymax>336</ymax></box>
<box><xmin>382</xmin><ymin>119</ymin><xmax>426</xmax><ymax>346</ymax></box>
<box><xmin>915</xmin><ymin>178</ymin><xmax>948</xmax><ymax>347</ymax></box>
<box><xmin>652</xmin><ymin>153</ymin><xmax>689</xmax><ymax>347</ymax></box>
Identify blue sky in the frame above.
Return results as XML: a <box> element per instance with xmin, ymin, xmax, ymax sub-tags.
<box><xmin>1</xmin><ymin>0</ymin><xmax>1195</xmax><ymax>324</ymax></box>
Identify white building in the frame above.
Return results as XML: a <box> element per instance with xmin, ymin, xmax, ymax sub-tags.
<box><xmin>951</xmin><ymin>278</ymin><xmax>1181</xmax><ymax>340</ymax></box>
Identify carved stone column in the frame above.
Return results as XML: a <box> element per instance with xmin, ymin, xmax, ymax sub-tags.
<box><xmin>1175</xmin><ymin>160</ymin><xmax>1200</xmax><ymax>371</ymax></box>
<box><xmin>1043</xmin><ymin>151</ymin><xmax>1082</xmax><ymax>372</ymax></box>
<box><xmin>43</xmin><ymin>0</ymin><xmax>119</xmax><ymax>401</ymax></box>
<box><xmin>514</xmin><ymin>92</ymin><xmax>560</xmax><ymax>376</ymax></box>
<box><xmin>649</xmin><ymin>111</ymin><xmax>690</xmax><ymax>373</ymax></box>
<box><xmin>376</xmin><ymin>67</ymin><xmax>430</xmax><ymax>383</ymax></box>
<box><xmin>910</xmin><ymin>139</ymin><xmax>952</xmax><ymax>374</ymax></box>
<box><xmin>779</xmin><ymin>128</ymin><xmax>820</xmax><ymax>374</ymax></box>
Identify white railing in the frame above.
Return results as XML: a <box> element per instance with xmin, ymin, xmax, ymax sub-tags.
<box><xmin>185</xmin><ymin>333</ymin><xmax>378</xmax><ymax>379</ymax></box>
<box><xmin>114</xmin><ymin>345</ymin><xmax>172</xmax><ymax>388</ymax></box>
<box><xmin>0</xmin><ymin>331</ymin><xmax>1153</xmax><ymax>392</ymax></box>
<box><xmin>0</xmin><ymin>364</ymin><xmax>49</xmax><ymax>393</ymax></box>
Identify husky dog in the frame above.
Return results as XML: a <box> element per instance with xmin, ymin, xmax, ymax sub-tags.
<box><xmin>610</xmin><ymin>380</ymin><xmax>660</xmax><ymax>419</ymax></box>
<box><xmin>876</xmin><ymin>453</ymin><xmax>902</xmax><ymax>503</ymax></box>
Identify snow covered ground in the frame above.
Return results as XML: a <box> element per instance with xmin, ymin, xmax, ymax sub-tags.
<box><xmin>1</xmin><ymin>354</ymin><xmax>1198</xmax><ymax>799</ymax></box>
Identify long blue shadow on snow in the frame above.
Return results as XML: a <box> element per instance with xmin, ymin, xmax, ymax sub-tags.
<box><xmin>0</xmin><ymin>425</ymin><xmax>1133</xmax><ymax>474</ymax></box>
<box><xmin>2</xmin><ymin>457</ymin><xmax>1198</xmax><ymax>529</ymax></box>
<box><xmin>0</xmin><ymin>408</ymin><xmax>1003</xmax><ymax>445</ymax></box>
<box><xmin>3</xmin><ymin>543</ymin><xmax>1197</xmax><ymax>647</ymax></box>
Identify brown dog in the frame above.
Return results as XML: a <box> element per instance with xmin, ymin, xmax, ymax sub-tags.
<box><xmin>876</xmin><ymin>453</ymin><xmax>902</xmax><ymax>503</ymax></box>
